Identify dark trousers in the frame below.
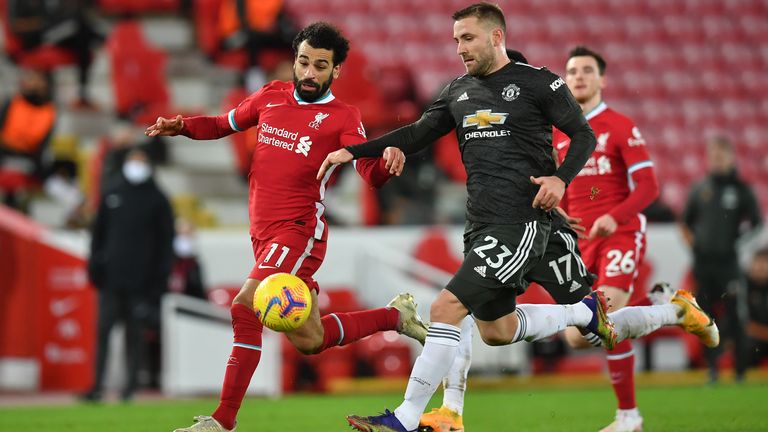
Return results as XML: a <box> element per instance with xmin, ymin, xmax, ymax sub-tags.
<box><xmin>693</xmin><ymin>260</ymin><xmax>749</xmax><ymax>380</ymax></box>
<box><xmin>90</xmin><ymin>289</ymin><xmax>147</xmax><ymax>396</ymax></box>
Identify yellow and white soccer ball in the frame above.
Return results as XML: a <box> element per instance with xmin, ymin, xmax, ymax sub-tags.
<box><xmin>253</xmin><ymin>273</ymin><xmax>313</xmax><ymax>332</ymax></box>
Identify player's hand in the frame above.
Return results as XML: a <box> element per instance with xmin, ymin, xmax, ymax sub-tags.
<box><xmin>530</xmin><ymin>175</ymin><xmax>565</xmax><ymax>211</ymax></box>
<box><xmin>382</xmin><ymin>147</ymin><xmax>405</xmax><ymax>176</ymax></box>
<box><xmin>145</xmin><ymin>115</ymin><xmax>184</xmax><ymax>137</ymax></box>
<box><xmin>317</xmin><ymin>148</ymin><xmax>353</xmax><ymax>179</ymax></box>
<box><xmin>554</xmin><ymin>207</ymin><xmax>587</xmax><ymax>239</ymax></box>
<box><xmin>589</xmin><ymin>214</ymin><xmax>618</xmax><ymax>239</ymax></box>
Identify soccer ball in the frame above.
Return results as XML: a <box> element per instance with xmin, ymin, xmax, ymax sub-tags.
<box><xmin>253</xmin><ymin>273</ymin><xmax>313</xmax><ymax>332</ymax></box>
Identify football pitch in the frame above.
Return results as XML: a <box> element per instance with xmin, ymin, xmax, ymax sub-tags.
<box><xmin>1</xmin><ymin>383</ymin><xmax>767</xmax><ymax>431</ymax></box>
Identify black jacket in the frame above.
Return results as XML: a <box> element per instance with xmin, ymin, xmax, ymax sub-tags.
<box><xmin>683</xmin><ymin>170</ymin><xmax>762</xmax><ymax>261</ymax></box>
<box><xmin>88</xmin><ymin>178</ymin><xmax>174</xmax><ymax>301</ymax></box>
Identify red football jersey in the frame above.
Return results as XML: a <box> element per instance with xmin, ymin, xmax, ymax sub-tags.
<box><xmin>553</xmin><ymin>102</ymin><xmax>656</xmax><ymax>233</ymax></box>
<box><xmin>181</xmin><ymin>81</ymin><xmax>391</xmax><ymax>241</ymax></box>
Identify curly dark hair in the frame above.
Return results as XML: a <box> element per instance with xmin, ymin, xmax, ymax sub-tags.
<box><xmin>292</xmin><ymin>22</ymin><xmax>350</xmax><ymax>66</ymax></box>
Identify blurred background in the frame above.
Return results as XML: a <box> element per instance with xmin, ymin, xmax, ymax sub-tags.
<box><xmin>1</xmin><ymin>0</ymin><xmax>767</xmax><ymax>405</ymax></box>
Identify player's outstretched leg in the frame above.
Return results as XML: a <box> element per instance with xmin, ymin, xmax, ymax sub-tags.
<box><xmin>586</xmin><ymin>283</ymin><xmax>720</xmax><ymax>347</ymax></box>
<box><xmin>388</xmin><ymin>293</ymin><xmax>430</xmax><ymax>344</ymax></box>
<box><xmin>313</xmin><ymin>293</ymin><xmax>428</xmax><ymax>354</ymax></box>
<box><xmin>581</xmin><ymin>290</ymin><xmax>618</xmax><ymax>350</ymax></box>
<box><xmin>670</xmin><ymin>287</ymin><xmax>720</xmax><ymax>348</ymax></box>
<box><xmin>174</xmin><ymin>416</ymin><xmax>234</xmax><ymax>432</ymax></box>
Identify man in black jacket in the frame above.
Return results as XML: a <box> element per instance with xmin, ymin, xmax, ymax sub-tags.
<box><xmin>682</xmin><ymin>136</ymin><xmax>762</xmax><ymax>383</ymax></box>
<box><xmin>83</xmin><ymin>146</ymin><xmax>174</xmax><ymax>401</ymax></box>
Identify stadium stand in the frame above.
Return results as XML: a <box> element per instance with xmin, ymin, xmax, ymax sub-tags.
<box><xmin>283</xmin><ymin>0</ymin><xmax>768</xmax><ymax>214</ymax></box>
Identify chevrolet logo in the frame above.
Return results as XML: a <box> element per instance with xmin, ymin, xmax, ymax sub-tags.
<box><xmin>462</xmin><ymin>109</ymin><xmax>508</xmax><ymax>129</ymax></box>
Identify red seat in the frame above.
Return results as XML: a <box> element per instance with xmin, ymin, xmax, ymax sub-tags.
<box><xmin>317</xmin><ymin>288</ymin><xmax>363</xmax><ymax>315</ymax></box>
<box><xmin>1</xmin><ymin>0</ymin><xmax>77</xmax><ymax>70</ymax></box>
<box><xmin>107</xmin><ymin>20</ymin><xmax>171</xmax><ymax>123</ymax></box>
<box><xmin>97</xmin><ymin>0</ymin><xmax>180</xmax><ymax>14</ymax></box>
<box><xmin>356</xmin><ymin>332</ymin><xmax>412</xmax><ymax>378</ymax></box>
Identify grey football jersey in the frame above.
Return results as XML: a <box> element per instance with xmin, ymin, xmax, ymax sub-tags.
<box><xmin>421</xmin><ymin>62</ymin><xmax>587</xmax><ymax>225</ymax></box>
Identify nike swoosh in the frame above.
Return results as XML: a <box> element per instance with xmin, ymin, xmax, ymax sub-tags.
<box><xmin>556</xmin><ymin>140</ymin><xmax>569</xmax><ymax>150</ymax></box>
<box><xmin>266</xmin><ymin>102</ymin><xmax>284</xmax><ymax>108</ymax></box>
<box><xmin>258</xmin><ymin>264</ymin><xmax>278</xmax><ymax>269</ymax></box>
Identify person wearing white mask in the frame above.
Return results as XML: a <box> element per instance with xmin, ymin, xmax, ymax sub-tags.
<box><xmin>83</xmin><ymin>146</ymin><xmax>175</xmax><ymax>402</ymax></box>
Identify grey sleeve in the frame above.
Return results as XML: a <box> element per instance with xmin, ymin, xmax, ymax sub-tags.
<box><xmin>345</xmin><ymin>82</ymin><xmax>457</xmax><ymax>158</ymax></box>
<box><xmin>537</xmin><ymin>74</ymin><xmax>595</xmax><ymax>185</ymax></box>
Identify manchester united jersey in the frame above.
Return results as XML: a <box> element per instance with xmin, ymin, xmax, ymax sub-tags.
<box><xmin>553</xmin><ymin>102</ymin><xmax>655</xmax><ymax>232</ymax></box>
<box><xmin>181</xmin><ymin>81</ymin><xmax>391</xmax><ymax>241</ymax></box>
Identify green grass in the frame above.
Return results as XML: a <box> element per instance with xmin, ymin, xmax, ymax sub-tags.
<box><xmin>1</xmin><ymin>383</ymin><xmax>767</xmax><ymax>431</ymax></box>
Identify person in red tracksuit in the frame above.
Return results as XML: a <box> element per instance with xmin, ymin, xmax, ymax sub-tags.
<box><xmin>146</xmin><ymin>22</ymin><xmax>428</xmax><ymax>432</ymax></box>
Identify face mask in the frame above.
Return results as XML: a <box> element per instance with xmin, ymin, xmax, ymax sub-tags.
<box><xmin>174</xmin><ymin>235</ymin><xmax>197</xmax><ymax>258</ymax></box>
<box><xmin>21</xmin><ymin>91</ymin><xmax>49</xmax><ymax>106</ymax></box>
<box><xmin>122</xmin><ymin>160</ymin><xmax>151</xmax><ymax>184</ymax></box>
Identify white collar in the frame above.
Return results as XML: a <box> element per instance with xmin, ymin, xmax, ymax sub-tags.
<box><xmin>294</xmin><ymin>89</ymin><xmax>335</xmax><ymax>105</ymax></box>
<box><xmin>584</xmin><ymin>101</ymin><xmax>608</xmax><ymax>120</ymax></box>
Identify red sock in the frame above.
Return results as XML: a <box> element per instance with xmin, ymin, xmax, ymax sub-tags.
<box><xmin>212</xmin><ymin>304</ymin><xmax>263</xmax><ymax>430</ymax></box>
<box><xmin>317</xmin><ymin>308</ymin><xmax>400</xmax><ymax>352</ymax></box>
<box><xmin>606</xmin><ymin>339</ymin><xmax>636</xmax><ymax>410</ymax></box>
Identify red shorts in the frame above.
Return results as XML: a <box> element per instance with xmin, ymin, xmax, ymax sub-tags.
<box><xmin>578</xmin><ymin>229</ymin><xmax>647</xmax><ymax>294</ymax></box>
<box><xmin>249</xmin><ymin>228</ymin><xmax>326</xmax><ymax>293</ymax></box>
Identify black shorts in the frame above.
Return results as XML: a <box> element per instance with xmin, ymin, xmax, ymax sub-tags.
<box><xmin>525</xmin><ymin>226</ymin><xmax>595</xmax><ymax>304</ymax></box>
<box><xmin>446</xmin><ymin>219</ymin><xmax>551</xmax><ymax>321</ymax></box>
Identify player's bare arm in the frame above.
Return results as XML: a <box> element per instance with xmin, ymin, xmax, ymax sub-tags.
<box><xmin>145</xmin><ymin>115</ymin><xmax>184</xmax><ymax>137</ymax></box>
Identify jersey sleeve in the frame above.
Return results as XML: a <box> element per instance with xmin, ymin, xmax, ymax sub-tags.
<box><xmin>419</xmin><ymin>81</ymin><xmax>458</xmax><ymax>133</ymax></box>
<box><xmin>342</xmin><ymin>107</ymin><xmax>393</xmax><ymax>188</ymax></box>
<box><xmin>608</xmin><ymin>123</ymin><xmax>660</xmax><ymax>224</ymax></box>
<box><xmin>536</xmin><ymin>71</ymin><xmax>596</xmax><ymax>185</ymax></box>
<box><xmin>180</xmin><ymin>86</ymin><xmax>265</xmax><ymax>139</ymax></box>
<box><xmin>537</xmin><ymin>72</ymin><xmax>586</xmax><ymax>132</ymax></box>
<box><xmin>344</xmin><ymin>81</ymin><xmax>457</xmax><ymax>159</ymax></box>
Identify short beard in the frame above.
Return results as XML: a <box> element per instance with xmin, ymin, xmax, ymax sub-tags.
<box><xmin>466</xmin><ymin>43</ymin><xmax>495</xmax><ymax>77</ymax></box>
<box><xmin>294</xmin><ymin>76</ymin><xmax>333</xmax><ymax>102</ymax></box>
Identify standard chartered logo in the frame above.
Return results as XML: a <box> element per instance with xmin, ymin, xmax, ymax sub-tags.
<box><xmin>259</xmin><ymin>122</ymin><xmax>312</xmax><ymax>157</ymax></box>
<box><xmin>295</xmin><ymin>136</ymin><xmax>312</xmax><ymax>157</ymax></box>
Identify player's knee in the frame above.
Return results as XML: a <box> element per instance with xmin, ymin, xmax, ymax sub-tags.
<box><xmin>479</xmin><ymin>328</ymin><xmax>512</xmax><ymax>346</ymax></box>
<box><xmin>429</xmin><ymin>291</ymin><xmax>466</xmax><ymax>324</ymax></box>
<box><xmin>233</xmin><ymin>289</ymin><xmax>256</xmax><ymax>307</ymax></box>
<box><xmin>292</xmin><ymin>334</ymin><xmax>323</xmax><ymax>355</ymax></box>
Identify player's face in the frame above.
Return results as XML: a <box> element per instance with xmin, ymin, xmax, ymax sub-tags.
<box><xmin>565</xmin><ymin>56</ymin><xmax>604</xmax><ymax>104</ymax></box>
<box><xmin>454</xmin><ymin>17</ymin><xmax>497</xmax><ymax>77</ymax></box>
<box><xmin>707</xmin><ymin>143</ymin><xmax>734</xmax><ymax>175</ymax></box>
<box><xmin>293</xmin><ymin>41</ymin><xmax>340</xmax><ymax>102</ymax></box>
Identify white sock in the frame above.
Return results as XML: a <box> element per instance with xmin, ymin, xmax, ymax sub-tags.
<box><xmin>442</xmin><ymin>317</ymin><xmax>474</xmax><ymax>415</ymax></box>
<box><xmin>609</xmin><ymin>304</ymin><xmax>680</xmax><ymax>343</ymax></box>
<box><xmin>566</xmin><ymin>302</ymin><xmax>594</xmax><ymax>327</ymax></box>
<box><xmin>514</xmin><ymin>304</ymin><xmax>587</xmax><ymax>342</ymax></box>
<box><xmin>395</xmin><ymin>322</ymin><xmax>461</xmax><ymax>430</ymax></box>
